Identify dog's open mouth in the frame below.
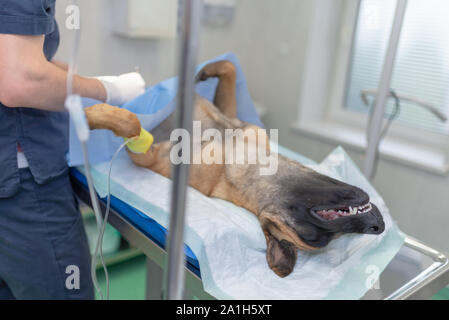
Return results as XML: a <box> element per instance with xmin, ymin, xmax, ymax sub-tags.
<box><xmin>314</xmin><ymin>202</ymin><xmax>372</xmax><ymax>220</ymax></box>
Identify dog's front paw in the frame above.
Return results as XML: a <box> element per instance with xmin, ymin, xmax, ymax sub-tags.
<box><xmin>85</xmin><ymin>103</ymin><xmax>141</xmax><ymax>138</ymax></box>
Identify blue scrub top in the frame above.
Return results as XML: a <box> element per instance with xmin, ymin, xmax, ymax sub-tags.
<box><xmin>0</xmin><ymin>0</ymin><xmax>68</xmax><ymax>197</ymax></box>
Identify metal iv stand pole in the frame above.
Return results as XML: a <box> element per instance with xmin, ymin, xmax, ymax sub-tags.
<box><xmin>363</xmin><ymin>0</ymin><xmax>408</xmax><ymax>179</ymax></box>
<box><xmin>163</xmin><ymin>0</ymin><xmax>202</xmax><ymax>300</ymax></box>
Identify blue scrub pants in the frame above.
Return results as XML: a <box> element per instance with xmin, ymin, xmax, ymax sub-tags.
<box><xmin>0</xmin><ymin>168</ymin><xmax>94</xmax><ymax>299</ymax></box>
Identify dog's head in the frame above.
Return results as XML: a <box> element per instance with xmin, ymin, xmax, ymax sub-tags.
<box><xmin>258</xmin><ymin>156</ymin><xmax>385</xmax><ymax>277</ymax></box>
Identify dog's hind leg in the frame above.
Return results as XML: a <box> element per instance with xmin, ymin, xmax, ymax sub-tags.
<box><xmin>196</xmin><ymin>61</ymin><xmax>237</xmax><ymax>119</ymax></box>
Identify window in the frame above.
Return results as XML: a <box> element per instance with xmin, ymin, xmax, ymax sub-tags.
<box><xmin>346</xmin><ymin>0</ymin><xmax>449</xmax><ymax>135</ymax></box>
<box><xmin>293</xmin><ymin>0</ymin><xmax>449</xmax><ymax>174</ymax></box>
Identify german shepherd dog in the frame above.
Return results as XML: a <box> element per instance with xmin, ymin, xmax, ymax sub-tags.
<box><xmin>85</xmin><ymin>61</ymin><xmax>385</xmax><ymax>277</ymax></box>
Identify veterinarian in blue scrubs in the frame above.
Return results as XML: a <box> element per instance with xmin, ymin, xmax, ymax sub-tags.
<box><xmin>0</xmin><ymin>1</ymin><xmax>144</xmax><ymax>299</ymax></box>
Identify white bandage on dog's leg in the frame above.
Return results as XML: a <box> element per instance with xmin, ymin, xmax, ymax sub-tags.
<box><xmin>96</xmin><ymin>72</ymin><xmax>146</xmax><ymax>106</ymax></box>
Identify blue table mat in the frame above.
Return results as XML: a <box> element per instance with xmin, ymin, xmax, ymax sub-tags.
<box><xmin>70</xmin><ymin>167</ymin><xmax>201</xmax><ymax>277</ymax></box>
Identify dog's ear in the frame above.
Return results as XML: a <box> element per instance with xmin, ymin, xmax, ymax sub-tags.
<box><xmin>265</xmin><ymin>232</ymin><xmax>297</xmax><ymax>278</ymax></box>
<box><xmin>261</xmin><ymin>216</ymin><xmax>297</xmax><ymax>278</ymax></box>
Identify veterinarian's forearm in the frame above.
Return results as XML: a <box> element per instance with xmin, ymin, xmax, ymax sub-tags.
<box><xmin>2</xmin><ymin>61</ymin><xmax>106</xmax><ymax>110</ymax></box>
<box><xmin>0</xmin><ymin>34</ymin><xmax>106</xmax><ymax>110</ymax></box>
<box><xmin>51</xmin><ymin>60</ymin><xmax>69</xmax><ymax>71</ymax></box>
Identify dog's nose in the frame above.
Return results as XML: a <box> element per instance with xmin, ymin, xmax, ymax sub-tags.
<box><xmin>363</xmin><ymin>224</ymin><xmax>382</xmax><ymax>234</ymax></box>
<box><xmin>362</xmin><ymin>209</ymin><xmax>385</xmax><ymax>234</ymax></box>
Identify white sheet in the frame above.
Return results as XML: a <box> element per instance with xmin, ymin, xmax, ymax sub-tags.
<box><xmin>87</xmin><ymin>145</ymin><xmax>404</xmax><ymax>299</ymax></box>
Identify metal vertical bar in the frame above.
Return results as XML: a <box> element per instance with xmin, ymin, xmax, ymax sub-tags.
<box><xmin>146</xmin><ymin>257</ymin><xmax>163</xmax><ymax>300</ymax></box>
<box><xmin>363</xmin><ymin>0</ymin><xmax>408</xmax><ymax>179</ymax></box>
<box><xmin>164</xmin><ymin>0</ymin><xmax>202</xmax><ymax>300</ymax></box>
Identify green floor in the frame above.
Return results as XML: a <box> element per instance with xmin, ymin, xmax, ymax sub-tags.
<box><xmin>432</xmin><ymin>287</ymin><xmax>449</xmax><ymax>300</ymax></box>
<box><xmin>96</xmin><ymin>254</ymin><xmax>449</xmax><ymax>300</ymax></box>
<box><xmin>95</xmin><ymin>255</ymin><xmax>147</xmax><ymax>300</ymax></box>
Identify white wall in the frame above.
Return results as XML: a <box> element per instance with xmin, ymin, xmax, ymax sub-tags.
<box><xmin>55</xmin><ymin>0</ymin><xmax>449</xmax><ymax>252</ymax></box>
<box><xmin>55</xmin><ymin>0</ymin><xmax>178</xmax><ymax>83</ymax></box>
<box><xmin>55</xmin><ymin>0</ymin><xmax>314</xmax><ymax>90</ymax></box>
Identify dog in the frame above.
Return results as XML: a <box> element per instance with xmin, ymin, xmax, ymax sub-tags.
<box><xmin>84</xmin><ymin>61</ymin><xmax>385</xmax><ymax>277</ymax></box>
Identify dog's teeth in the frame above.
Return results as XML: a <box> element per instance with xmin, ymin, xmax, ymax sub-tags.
<box><xmin>358</xmin><ymin>203</ymin><xmax>372</xmax><ymax>214</ymax></box>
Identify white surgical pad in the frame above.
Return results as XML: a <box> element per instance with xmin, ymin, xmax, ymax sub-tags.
<box><xmin>85</xmin><ymin>144</ymin><xmax>404</xmax><ymax>300</ymax></box>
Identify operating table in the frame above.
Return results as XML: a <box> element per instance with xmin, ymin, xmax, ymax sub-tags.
<box><xmin>70</xmin><ymin>167</ymin><xmax>449</xmax><ymax>300</ymax></box>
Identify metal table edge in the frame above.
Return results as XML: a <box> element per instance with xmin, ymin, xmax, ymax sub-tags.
<box><xmin>386</xmin><ymin>236</ymin><xmax>449</xmax><ymax>300</ymax></box>
<box><xmin>71</xmin><ymin>173</ymin><xmax>449</xmax><ymax>300</ymax></box>
<box><xmin>71</xmin><ymin>175</ymin><xmax>215</xmax><ymax>300</ymax></box>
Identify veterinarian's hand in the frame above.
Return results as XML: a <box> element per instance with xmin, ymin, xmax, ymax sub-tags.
<box><xmin>96</xmin><ymin>72</ymin><xmax>146</xmax><ymax>106</ymax></box>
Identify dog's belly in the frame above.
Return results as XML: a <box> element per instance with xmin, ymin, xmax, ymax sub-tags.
<box><xmin>151</xmin><ymin>95</ymin><xmax>245</xmax><ymax>141</ymax></box>
<box><xmin>129</xmin><ymin>95</ymin><xmax>262</xmax><ymax>213</ymax></box>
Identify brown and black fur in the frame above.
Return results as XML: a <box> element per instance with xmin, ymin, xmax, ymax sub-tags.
<box><xmin>85</xmin><ymin>61</ymin><xmax>385</xmax><ymax>277</ymax></box>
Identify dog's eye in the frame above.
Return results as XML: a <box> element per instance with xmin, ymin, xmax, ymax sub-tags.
<box><xmin>288</xmin><ymin>205</ymin><xmax>298</xmax><ymax>211</ymax></box>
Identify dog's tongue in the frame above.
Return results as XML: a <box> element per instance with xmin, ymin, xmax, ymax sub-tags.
<box><xmin>316</xmin><ymin>210</ymin><xmax>340</xmax><ymax>220</ymax></box>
